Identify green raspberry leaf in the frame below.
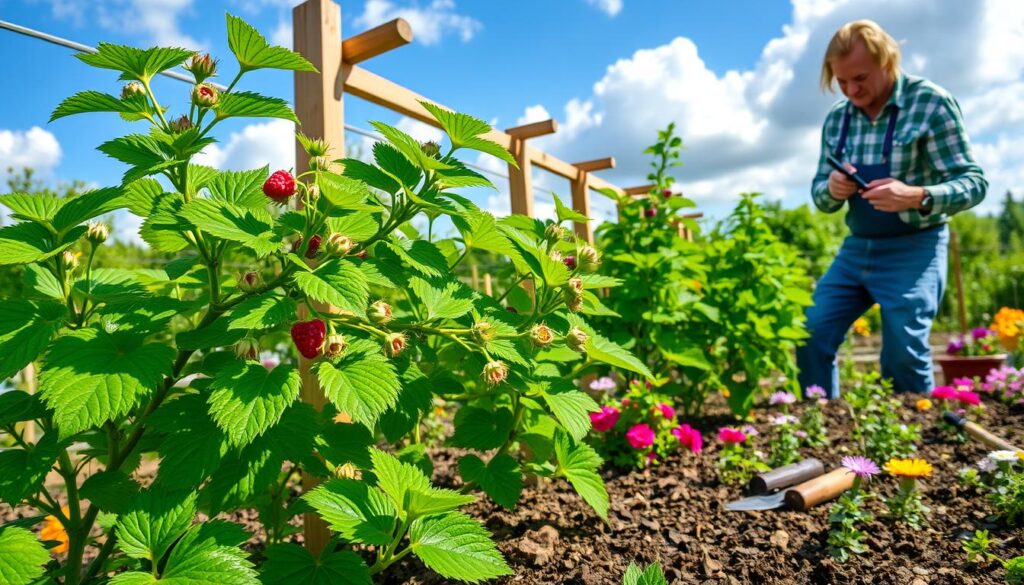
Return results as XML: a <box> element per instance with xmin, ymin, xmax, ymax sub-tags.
<box><xmin>227</xmin><ymin>293</ymin><xmax>297</xmax><ymax>331</ymax></box>
<box><xmin>0</xmin><ymin>222</ymin><xmax>81</xmax><ymax>266</ymax></box>
<box><xmin>448</xmin><ymin>406</ymin><xmax>513</xmax><ymax>451</ymax></box>
<box><xmin>226</xmin><ymin>13</ymin><xmax>317</xmax><ymax>73</ymax></box>
<box><xmin>303</xmin><ymin>478</ymin><xmax>396</xmax><ymax>545</ymax></box>
<box><xmin>208</xmin><ymin>361</ymin><xmax>301</xmax><ymax>447</ymax></box>
<box><xmin>40</xmin><ymin>328</ymin><xmax>176</xmax><ymax>438</ymax></box>
<box><xmin>115</xmin><ymin>489</ymin><xmax>197</xmax><ymax>562</ymax></box>
<box><xmin>381</xmin><ymin>239</ymin><xmax>449</xmax><ymax>278</ymax></box>
<box><xmin>420</xmin><ymin>101</ymin><xmax>516</xmax><ymax>166</ymax></box>
<box><xmin>541</xmin><ymin>380</ymin><xmax>600</xmax><ymax>442</ymax></box>
<box><xmin>553</xmin><ymin>192</ymin><xmax>589</xmax><ymax>223</ymax></box>
<box><xmin>215</xmin><ymin>91</ymin><xmax>299</xmax><ymax>123</ymax></box>
<box><xmin>409</xmin><ymin>512</ymin><xmax>511</xmax><ymax>583</ymax></box>
<box><xmin>370</xmin><ymin>121</ymin><xmax>453</xmax><ymax>172</ymax></box>
<box><xmin>315</xmin><ymin>340</ymin><xmax>400</xmax><ymax>428</ymax></box>
<box><xmin>293</xmin><ymin>259</ymin><xmax>369</xmax><ymax>319</ymax></box>
<box><xmin>179</xmin><ymin>198</ymin><xmax>280</xmax><ymax>257</ymax></box>
<box><xmin>458</xmin><ymin>454</ymin><xmax>522</xmax><ymax>510</ymax></box>
<box><xmin>0</xmin><ymin>391</ymin><xmax>46</xmax><ymax>428</ymax></box>
<box><xmin>76</xmin><ymin>43</ymin><xmax>194</xmax><ymax>82</ymax></box>
<box><xmin>260</xmin><ymin>544</ymin><xmax>372</xmax><ymax>585</ymax></box>
<box><xmin>0</xmin><ymin>526</ymin><xmax>51</xmax><ymax>585</ymax></box>
<box><xmin>0</xmin><ymin>433</ymin><xmax>61</xmax><ymax>506</ymax></box>
<box><xmin>408</xmin><ymin>276</ymin><xmax>474</xmax><ymax>321</ymax></box>
<box><xmin>453</xmin><ymin>209</ymin><xmax>513</xmax><ymax>255</ymax></box>
<box><xmin>368</xmin><ymin>448</ymin><xmax>430</xmax><ymax>516</ymax></box>
<box><xmin>0</xmin><ymin>193</ymin><xmax>65</xmax><ymax>223</ymax></box>
<box><xmin>317</xmin><ymin>173</ymin><xmax>377</xmax><ymax>212</ymax></box>
<box><xmin>554</xmin><ymin>431</ymin><xmax>608</xmax><ymax>520</ymax></box>
<box><xmin>0</xmin><ymin>298</ymin><xmax>64</xmax><ymax>380</ymax></box>
<box><xmin>568</xmin><ymin>315</ymin><xmax>653</xmax><ymax>380</ymax></box>
<box><xmin>207</xmin><ymin>166</ymin><xmax>270</xmax><ymax>209</ymax></box>
<box><xmin>50</xmin><ymin>90</ymin><xmax>151</xmax><ymax>122</ymax></box>
<box><xmin>80</xmin><ymin>470</ymin><xmax>141</xmax><ymax>514</ymax></box>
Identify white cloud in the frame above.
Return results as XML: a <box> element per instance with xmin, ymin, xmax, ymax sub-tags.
<box><xmin>524</xmin><ymin>0</ymin><xmax>1024</xmax><ymax>222</ymax></box>
<box><xmin>354</xmin><ymin>0</ymin><xmax>481</xmax><ymax>45</ymax></box>
<box><xmin>584</xmin><ymin>0</ymin><xmax>623</xmax><ymax>17</ymax></box>
<box><xmin>39</xmin><ymin>0</ymin><xmax>206</xmax><ymax>50</ymax></box>
<box><xmin>195</xmin><ymin>120</ymin><xmax>296</xmax><ymax>172</ymax></box>
<box><xmin>0</xmin><ymin>127</ymin><xmax>62</xmax><ymax>180</ymax></box>
<box><xmin>516</xmin><ymin>105</ymin><xmax>551</xmax><ymax>126</ymax></box>
<box><xmin>270</xmin><ymin>19</ymin><xmax>293</xmax><ymax>49</ymax></box>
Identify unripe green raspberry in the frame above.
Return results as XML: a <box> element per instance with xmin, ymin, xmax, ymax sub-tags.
<box><xmin>325</xmin><ymin>233</ymin><xmax>354</xmax><ymax>257</ymax></box>
<box><xmin>383</xmin><ymin>332</ymin><xmax>407</xmax><ymax>357</ymax></box>
<box><xmin>420</xmin><ymin>141</ymin><xmax>441</xmax><ymax>158</ymax></box>
<box><xmin>566</xmin><ymin>327</ymin><xmax>588</xmax><ymax>352</ymax></box>
<box><xmin>237</xmin><ymin>271</ymin><xmax>263</xmax><ymax>293</ymax></box>
<box><xmin>185</xmin><ymin>53</ymin><xmax>218</xmax><ymax>82</ymax></box>
<box><xmin>169</xmin><ymin>115</ymin><xmax>193</xmax><ymax>133</ymax></box>
<box><xmin>121</xmin><ymin>82</ymin><xmax>145</xmax><ymax>99</ymax></box>
<box><xmin>529</xmin><ymin>324</ymin><xmax>554</xmax><ymax>347</ymax></box>
<box><xmin>62</xmin><ymin>250</ymin><xmax>79</xmax><ymax>270</ymax></box>
<box><xmin>192</xmin><ymin>83</ymin><xmax>218</xmax><ymax>108</ymax></box>
<box><xmin>577</xmin><ymin>245</ymin><xmax>600</xmax><ymax>272</ymax></box>
<box><xmin>369</xmin><ymin>301</ymin><xmax>393</xmax><ymax>324</ymax></box>
<box><xmin>472</xmin><ymin>320</ymin><xmax>495</xmax><ymax>343</ymax></box>
<box><xmin>234</xmin><ymin>338</ymin><xmax>260</xmax><ymax>361</ymax></box>
<box><xmin>86</xmin><ymin>221</ymin><xmax>109</xmax><ymax>244</ymax></box>
<box><xmin>324</xmin><ymin>334</ymin><xmax>348</xmax><ymax>359</ymax></box>
<box><xmin>482</xmin><ymin>360</ymin><xmax>508</xmax><ymax>385</ymax></box>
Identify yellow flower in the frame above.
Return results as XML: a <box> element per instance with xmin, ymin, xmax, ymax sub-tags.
<box><xmin>853</xmin><ymin>317</ymin><xmax>870</xmax><ymax>337</ymax></box>
<box><xmin>884</xmin><ymin>458</ymin><xmax>933</xmax><ymax>478</ymax></box>
<box><xmin>991</xmin><ymin>307</ymin><xmax>1024</xmax><ymax>350</ymax></box>
<box><xmin>915</xmin><ymin>398</ymin><xmax>933</xmax><ymax>411</ymax></box>
<box><xmin>39</xmin><ymin>507</ymin><xmax>70</xmax><ymax>555</ymax></box>
<box><xmin>721</xmin><ymin>388</ymin><xmax>730</xmax><ymax>398</ymax></box>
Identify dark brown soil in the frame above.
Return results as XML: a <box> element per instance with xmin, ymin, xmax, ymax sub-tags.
<box><xmin>383</xmin><ymin>393</ymin><xmax>1024</xmax><ymax>585</ymax></box>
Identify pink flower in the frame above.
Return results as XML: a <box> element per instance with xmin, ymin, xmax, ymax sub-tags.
<box><xmin>656</xmin><ymin>402</ymin><xmax>676</xmax><ymax>419</ymax></box>
<box><xmin>626</xmin><ymin>424</ymin><xmax>656</xmax><ymax>449</ymax></box>
<box><xmin>646</xmin><ymin>451</ymin><xmax>658</xmax><ymax>463</ymax></box>
<box><xmin>672</xmin><ymin>424</ymin><xmax>703</xmax><ymax>453</ymax></box>
<box><xmin>953</xmin><ymin>377</ymin><xmax>974</xmax><ymax>391</ymax></box>
<box><xmin>931</xmin><ymin>386</ymin><xmax>957</xmax><ymax>400</ymax></box>
<box><xmin>955</xmin><ymin>390</ymin><xmax>981</xmax><ymax>406</ymax></box>
<box><xmin>741</xmin><ymin>424</ymin><xmax>759</xmax><ymax>437</ymax></box>
<box><xmin>718</xmin><ymin>427</ymin><xmax>747</xmax><ymax>444</ymax></box>
<box><xmin>589</xmin><ymin>406</ymin><xmax>620</xmax><ymax>432</ymax></box>
<box><xmin>805</xmin><ymin>385</ymin><xmax>827</xmax><ymax>399</ymax></box>
<box><xmin>769</xmin><ymin>391</ymin><xmax>796</xmax><ymax>405</ymax></box>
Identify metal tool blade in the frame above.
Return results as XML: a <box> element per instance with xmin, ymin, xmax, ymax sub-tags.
<box><xmin>724</xmin><ymin>491</ymin><xmax>786</xmax><ymax>512</ymax></box>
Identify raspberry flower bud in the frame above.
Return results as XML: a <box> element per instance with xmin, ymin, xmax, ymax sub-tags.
<box><xmin>263</xmin><ymin>170</ymin><xmax>296</xmax><ymax>202</ymax></box>
<box><xmin>566</xmin><ymin>327</ymin><xmax>589</xmax><ymax>352</ymax></box>
<box><xmin>383</xmin><ymin>332</ymin><xmax>407</xmax><ymax>357</ymax></box>
<box><xmin>62</xmin><ymin>250</ymin><xmax>79</xmax><ymax>270</ymax></box>
<box><xmin>565</xmin><ymin>293</ymin><xmax>583</xmax><ymax>313</ymax></box>
<box><xmin>568</xmin><ymin>277</ymin><xmax>584</xmax><ymax>294</ymax></box>
<box><xmin>549</xmin><ymin>250</ymin><xmax>563</xmax><ymax>263</ymax></box>
<box><xmin>563</xmin><ymin>255</ymin><xmax>577</xmax><ymax>270</ymax></box>
<box><xmin>307</xmin><ymin>184</ymin><xmax>320</xmax><ymax>201</ymax></box>
<box><xmin>309</xmin><ymin>156</ymin><xmax>332</xmax><ymax>172</ymax></box>
<box><xmin>530</xmin><ymin>324</ymin><xmax>554</xmax><ymax>347</ymax></box>
<box><xmin>577</xmin><ymin>245</ymin><xmax>600</xmax><ymax>272</ymax></box>
<box><xmin>420</xmin><ymin>141</ymin><xmax>441</xmax><ymax>158</ymax></box>
<box><xmin>298</xmin><ymin>132</ymin><xmax>330</xmax><ymax>157</ymax></box>
<box><xmin>369</xmin><ymin>301</ymin><xmax>393</xmax><ymax>325</ymax></box>
<box><xmin>234</xmin><ymin>338</ymin><xmax>260</xmax><ymax>361</ymax></box>
<box><xmin>325</xmin><ymin>233</ymin><xmax>354</xmax><ymax>257</ymax></box>
<box><xmin>324</xmin><ymin>334</ymin><xmax>348</xmax><ymax>359</ymax></box>
<box><xmin>472</xmin><ymin>320</ymin><xmax>495</xmax><ymax>343</ymax></box>
<box><xmin>184</xmin><ymin>53</ymin><xmax>218</xmax><ymax>82</ymax></box>
<box><xmin>191</xmin><ymin>83</ymin><xmax>218</xmax><ymax>108</ymax></box>
<box><xmin>545</xmin><ymin>223</ymin><xmax>565</xmax><ymax>242</ymax></box>
<box><xmin>237</xmin><ymin>271</ymin><xmax>263</xmax><ymax>293</ymax></box>
<box><xmin>169</xmin><ymin>115</ymin><xmax>193</xmax><ymax>133</ymax></box>
<box><xmin>482</xmin><ymin>360</ymin><xmax>508</xmax><ymax>385</ymax></box>
<box><xmin>86</xmin><ymin>221</ymin><xmax>109</xmax><ymax>244</ymax></box>
<box><xmin>121</xmin><ymin>82</ymin><xmax>145</xmax><ymax>99</ymax></box>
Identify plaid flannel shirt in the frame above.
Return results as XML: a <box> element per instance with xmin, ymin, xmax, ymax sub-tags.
<box><xmin>811</xmin><ymin>73</ymin><xmax>987</xmax><ymax>228</ymax></box>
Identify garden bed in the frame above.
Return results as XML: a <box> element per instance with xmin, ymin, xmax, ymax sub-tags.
<box><xmin>383</xmin><ymin>393</ymin><xmax>1023</xmax><ymax>584</ymax></box>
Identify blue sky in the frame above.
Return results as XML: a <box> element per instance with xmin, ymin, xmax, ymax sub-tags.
<box><xmin>2</xmin><ymin>0</ymin><xmax>1023</xmax><ymax>240</ymax></box>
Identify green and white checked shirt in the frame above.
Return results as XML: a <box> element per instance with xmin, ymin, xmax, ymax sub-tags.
<box><xmin>811</xmin><ymin>73</ymin><xmax>987</xmax><ymax>229</ymax></box>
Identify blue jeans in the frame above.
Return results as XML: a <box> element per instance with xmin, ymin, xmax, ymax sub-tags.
<box><xmin>796</xmin><ymin>225</ymin><xmax>949</xmax><ymax>398</ymax></box>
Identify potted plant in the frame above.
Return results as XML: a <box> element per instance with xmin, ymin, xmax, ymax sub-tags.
<box><xmin>938</xmin><ymin>327</ymin><xmax>1007</xmax><ymax>383</ymax></box>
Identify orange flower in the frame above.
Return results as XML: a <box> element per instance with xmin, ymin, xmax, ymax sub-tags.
<box><xmin>884</xmin><ymin>458</ymin><xmax>933</xmax><ymax>479</ymax></box>
<box><xmin>915</xmin><ymin>398</ymin><xmax>933</xmax><ymax>411</ymax></box>
<box><xmin>853</xmin><ymin>317</ymin><xmax>870</xmax><ymax>337</ymax></box>
<box><xmin>39</xmin><ymin>506</ymin><xmax>70</xmax><ymax>555</ymax></box>
<box><xmin>991</xmin><ymin>307</ymin><xmax>1024</xmax><ymax>350</ymax></box>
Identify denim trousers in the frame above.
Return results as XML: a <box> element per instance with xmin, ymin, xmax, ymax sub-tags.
<box><xmin>796</xmin><ymin>225</ymin><xmax>949</xmax><ymax>398</ymax></box>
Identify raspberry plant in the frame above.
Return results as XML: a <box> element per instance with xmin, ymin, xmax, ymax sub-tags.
<box><xmin>0</xmin><ymin>14</ymin><xmax>647</xmax><ymax>584</ymax></box>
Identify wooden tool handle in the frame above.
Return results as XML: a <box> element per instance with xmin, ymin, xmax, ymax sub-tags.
<box><xmin>784</xmin><ymin>468</ymin><xmax>855</xmax><ymax>511</ymax></box>
<box><xmin>964</xmin><ymin>421</ymin><xmax>1022</xmax><ymax>452</ymax></box>
<box><xmin>749</xmin><ymin>458</ymin><xmax>825</xmax><ymax>494</ymax></box>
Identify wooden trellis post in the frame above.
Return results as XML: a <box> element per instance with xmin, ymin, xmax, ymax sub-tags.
<box><xmin>505</xmin><ymin>119</ymin><xmax>557</xmax><ymax>217</ymax></box>
<box><xmin>570</xmin><ymin>157</ymin><xmax>614</xmax><ymax>244</ymax></box>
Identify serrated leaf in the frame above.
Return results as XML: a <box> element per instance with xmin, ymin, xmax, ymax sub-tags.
<box><xmin>123</xmin><ymin>178</ymin><xmax>166</xmax><ymax>216</ymax></box>
<box><xmin>317</xmin><ymin>422</ymin><xmax>374</xmax><ymax>469</ymax></box>
<box><xmin>542</xmin><ymin>382</ymin><xmax>600</xmax><ymax>442</ymax></box>
<box><xmin>260</xmin><ymin>544</ymin><xmax>372</xmax><ymax>585</ymax></box>
<box><xmin>179</xmin><ymin>198</ymin><xmax>279</xmax><ymax>257</ymax></box>
<box><xmin>318</xmin><ymin>173</ymin><xmax>376</xmax><ymax>211</ymax></box>
<box><xmin>50</xmin><ymin>90</ymin><xmax>151</xmax><ymax>122</ymax></box>
<box><xmin>215</xmin><ymin>91</ymin><xmax>298</xmax><ymax>122</ymax></box>
<box><xmin>420</xmin><ymin>102</ymin><xmax>516</xmax><ymax>167</ymax></box>
<box><xmin>0</xmin><ymin>433</ymin><xmax>61</xmax><ymax>506</ymax></box>
<box><xmin>115</xmin><ymin>490</ymin><xmax>197</xmax><ymax>562</ymax></box>
<box><xmin>226</xmin><ymin>13</ymin><xmax>317</xmax><ymax>73</ymax></box>
<box><xmin>77</xmin><ymin>43</ymin><xmax>194</xmax><ymax>82</ymax></box>
<box><xmin>435</xmin><ymin>161</ymin><xmax>495</xmax><ymax>190</ymax></box>
<box><xmin>368</xmin><ymin>448</ymin><xmax>429</xmax><ymax>515</ymax></box>
<box><xmin>327</xmin><ymin>213</ymin><xmax>379</xmax><ymax>242</ymax></box>
<box><xmin>316</xmin><ymin>342</ymin><xmax>400</xmax><ymax>427</ymax></box>
<box><xmin>97</xmin><ymin>134</ymin><xmax>177</xmax><ymax>183</ymax></box>
<box><xmin>152</xmin><ymin>395</ymin><xmax>228</xmax><ymax>490</ymax></box>
<box><xmin>116</xmin><ymin>521</ymin><xmax>259</xmax><ymax>584</ymax></box>
<box><xmin>448</xmin><ymin>407</ymin><xmax>513</xmax><ymax>451</ymax></box>
<box><xmin>553</xmin><ymin>192</ymin><xmax>589</xmax><ymax>223</ymax></box>
<box><xmin>408</xmin><ymin>276</ymin><xmax>474</xmax><ymax>321</ymax></box>
<box><xmin>293</xmin><ymin>259</ymin><xmax>369</xmax><ymax>318</ymax></box>
<box><xmin>140</xmin><ymin>193</ymin><xmax>190</xmax><ymax>253</ymax></box>
<box><xmin>369</xmin><ymin>121</ymin><xmax>452</xmax><ymax>171</ymax></box>
<box><xmin>579</xmin><ymin>273</ymin><xmax>623</xmax><ymax>289</ymax></box>
<box><xmin>0</xmin><ymin>299</ymin><xmax>64</xmax><ymax>380</ymax></box>
<box><xmin>371</xmin><ymin>142</ymin><xmax>422</xmax><ymax>190</ymax></box>
<box><xmin>80</xmin><ymin>471</ymin><xmax>140</xmax><ymax>514</ymax></box>
<box><xmin>0</xmin><ymin>222</ymin><xmax>77</xmax><ymax>266</ymax></box>
<box><xmin>304</xmin><ymin>479</ymin><xmax>396</xmax><ymax>545</ymax></box>
<box><xmin>0</xmin><ymin>391</ymin><xmax>46</xmax><ymax>428</ymax></box>
<box><xmin>409</xmin><ymin>512</ymin><xmax>511</xmax><ymax>583</ymax></box>
<box><xmin>554</xmin><ymin>432</ymin><xmax>608</xmax><ymax>520</ymax></box>
<box><xmin>40</xmin><ymin>328</ymin><xmax>175</xmax><ymax>438</ymax></box>
<box><xmin>208</xmin><ymin>361</ymin><xmax>301</xmax><ymax>447</ymax></box>
<box><xmin>458</xmin><ymin>454</ymin><xmax>522</xmax><ymax>509</ymax></box>
<box><xmin>227</xmin><ymin>293</ymin><xmax>297</xmax><ymax>331</ymax></box>
<box><xmin>378</xmin><ymin>365</ymin><xmax>433</xmax><ymax>443</ymax></box>
<box><xmin>207</xmin><ymin>166</ymin><xmax>269</xmax><ymax>208</ymax></box>
<box><xmin>0</xmin><ymin>526</ymin><xmax>51</xmax><ymax>585</ymax></box>
<box><xmin>382</xmin><ymin>239</ymin><xmax>448</xmax><ymax>277</ymax></box>
<box><xmin>339</xmin><ymin>158</ymin><xmax>400</xmax><ymax>194</ymax></box>
<box><xmin>176</xmin><ymin>313</ymin><xmax>247</xmax><ymax>350</ymax></box>
<box><xmin>453</xmin><ymin>209</ymin><xmax>512</xmax><ymax>255</ymax></box>
<box><xmin>569</xmin><ymin>316</ymin><xmax>652</xmax><ymax>380</ymax></box>
<box><xmin>0</xmin><ymin>193</ymin><xmax>64</xmax><ymax>223</ymax></box>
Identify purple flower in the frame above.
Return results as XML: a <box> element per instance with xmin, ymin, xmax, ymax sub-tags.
<box><xmin>805</xmin><ymin>385</ymin><xmax>826</xmax><ymax>399</ymax></box>
<box><xmin>769</xmin><ymin>414</ymin><xmax>799</xmax><ymax>426</ymax></box>
<box><xmin>769</xmin><ymin>391</ymin><xmax>796</xmax><ymax>406</ymax></box>
<box><xmin>794</xmin><ymin>430</ymin><xmax>808</xmax><ymax>439</ymax></box>
<box><xmin>972</xmin><ymin>327</ymin><xmax>995</xmax><ymax>340</ymax></box>
<box><xmin>741</xmin><ymin>424</ymin><xmax>759</xmax><ymax>437</ymax></box>
<box><xmin>841</xmin><ymin>455</ymin><xmax>881</xmax><ymax>478</ymax></box>
<box><xmin>947</xmin><ymin>338</ymin><xmax>966</xmax><ymax>355</ymax></box>
<box><xmin>588</xmin><ymin>376</ymin><xmax>617</xmax><ymax>392</ymax></box>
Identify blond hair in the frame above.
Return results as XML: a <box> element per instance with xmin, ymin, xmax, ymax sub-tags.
<box><xmin>820</xmin><ymin>20</ymin><xmax>901</xmax><ymax>92</ymax></box>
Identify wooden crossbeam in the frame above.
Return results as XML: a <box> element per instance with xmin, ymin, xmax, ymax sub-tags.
<box><xmin>342</xmin><ymin>18</ymin><xmax>412</xmax><ymax>64</ymax></box>
<box><xmin>506</xmin><ymin>119</ymin><xmax>557</xmax><ymax>140</ymax></box>
<box><xmin>623</xmin><ymin>184</ymin><xmax>656</xmax><ymax>195</ymax></box>
<box><xmin>573</xmin><ymin>157</ymin><xmax>615</xmax><ymax>172</ymax></box>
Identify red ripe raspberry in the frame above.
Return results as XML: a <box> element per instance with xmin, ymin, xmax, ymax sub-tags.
<box><xmin>563</xmin><ymin>255</ymin><xmax>577</xmax><ymax>270</ymax></box>
<box><xmin>290</xmin><ymin>319</ymin><xmax>326</xmax><ymax>359</ymax></box>
<box><xmin>644</xmin><ymin>207</ymin><xmax>657</xmax><ymax>218</ymax></box>
<box><xmin>662</xmin><ymin>188</ymin><xmax>673</xmax><ymax>198</ymax></box>
<box><xmin>305</xmin><ymin>234</ymin><xmax>322</xmax><ymax>259</ymax></box>
<box><xmin>263</xmin><ymin>170</ymin><xmax>296</xmax><ymax>202</ymax></box>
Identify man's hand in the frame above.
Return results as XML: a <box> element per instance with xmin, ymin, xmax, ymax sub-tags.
<box><xmin>862</xmin><ymin>178</ymin><xmax>925</xmax><ymax>212</ymax></box>
<box><xmin>828</xmin><ymin>163</ymin><xmax>859</xmax><ymax>200</ymax></box>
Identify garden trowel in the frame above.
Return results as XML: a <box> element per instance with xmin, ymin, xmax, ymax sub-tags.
<box><xmin>725</xmin><ymin>458</ymin><xmax>855</xmax><ymax>512</ymax></box>
<box><xmin>943</xmin><ymin>411</ymin><xmax>1022</xmax><ymax>452</ymax></box>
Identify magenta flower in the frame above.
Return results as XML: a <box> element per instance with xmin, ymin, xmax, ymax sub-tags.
<box><xmin>718</xmin><ymin>427</ymin><xmax>747</xmax><ymax>444</ymax></box>
<box><xmin>953</xmin><ymin>377</ymin><xmax>974</xmax><ymax>390</ymax></box>
<box><xmin>656</xmin><ymin>402</ymin><xmax>676</xmax><ymax>419</ymax></box>
<box><xmin>972</xmin><ymin>327</ymin><xmax>995</xmax><ymax>340</ymax></box>
<box><xmin>769</xmin><ymin>391</ymin><xmax>796</xmax><ymax>406</ymax></box>
<box><xmin>805</xmin><ymin>385</ymin><xmax>826</xmax><ymax>399</ymax></box>
<box><xmin>672</xmin><ymin>424</ymin><xmax>703</xmax><ymax>454</ymax></box>
<box><xmin>947</xmin><ymin>339</ymin><xmax>965</xmax><ymax>355</ymax></box>
<box><xmin>841</xmin><ymin>455</ymin><xmax>880</xmax><ymax>478</ymax></box>
<box><xmin>931</xmin><ymin>386</ymin><xmax>957</xmax><ymax>400</ymax></box>
<box><xmin>626</xmin><ymin>423</ymin><xmax>655</xmax><ymax>449</ymax></box>
<box><xmin>955</xmin><ymin>390</ymin><xmax>981</xmax><ymax>406</ymax></box>
<box><xmin>645</xmin><ymin>451</ymin><xmax>658</xmax><ymax>464</ymax></box>
<box><xmin>589</xmin><ymin>406</ymin><xmax>620</xmax><ymax>432</ymax></box>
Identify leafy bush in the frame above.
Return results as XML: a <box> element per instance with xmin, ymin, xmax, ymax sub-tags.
<box><xmin>0</xmin><ymin>15</ymin><xmax>651</xmax><ymax>583</ymax></box>
<box><xmin>845</xmin><ymin>372</ymin><xmax>920</xmax><ymax>463</ymax></box>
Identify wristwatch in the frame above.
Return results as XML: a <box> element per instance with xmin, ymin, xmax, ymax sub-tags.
<box><xmin>919</xmin><ymin>190</ymin><xmax>934</xmax><ymax>216</ymax></box>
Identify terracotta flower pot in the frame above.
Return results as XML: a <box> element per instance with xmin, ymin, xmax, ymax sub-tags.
<box><xmin>937</xmin><ymin>354</ymin><xmax>1007</xmax><ymax>384</ymax></box>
